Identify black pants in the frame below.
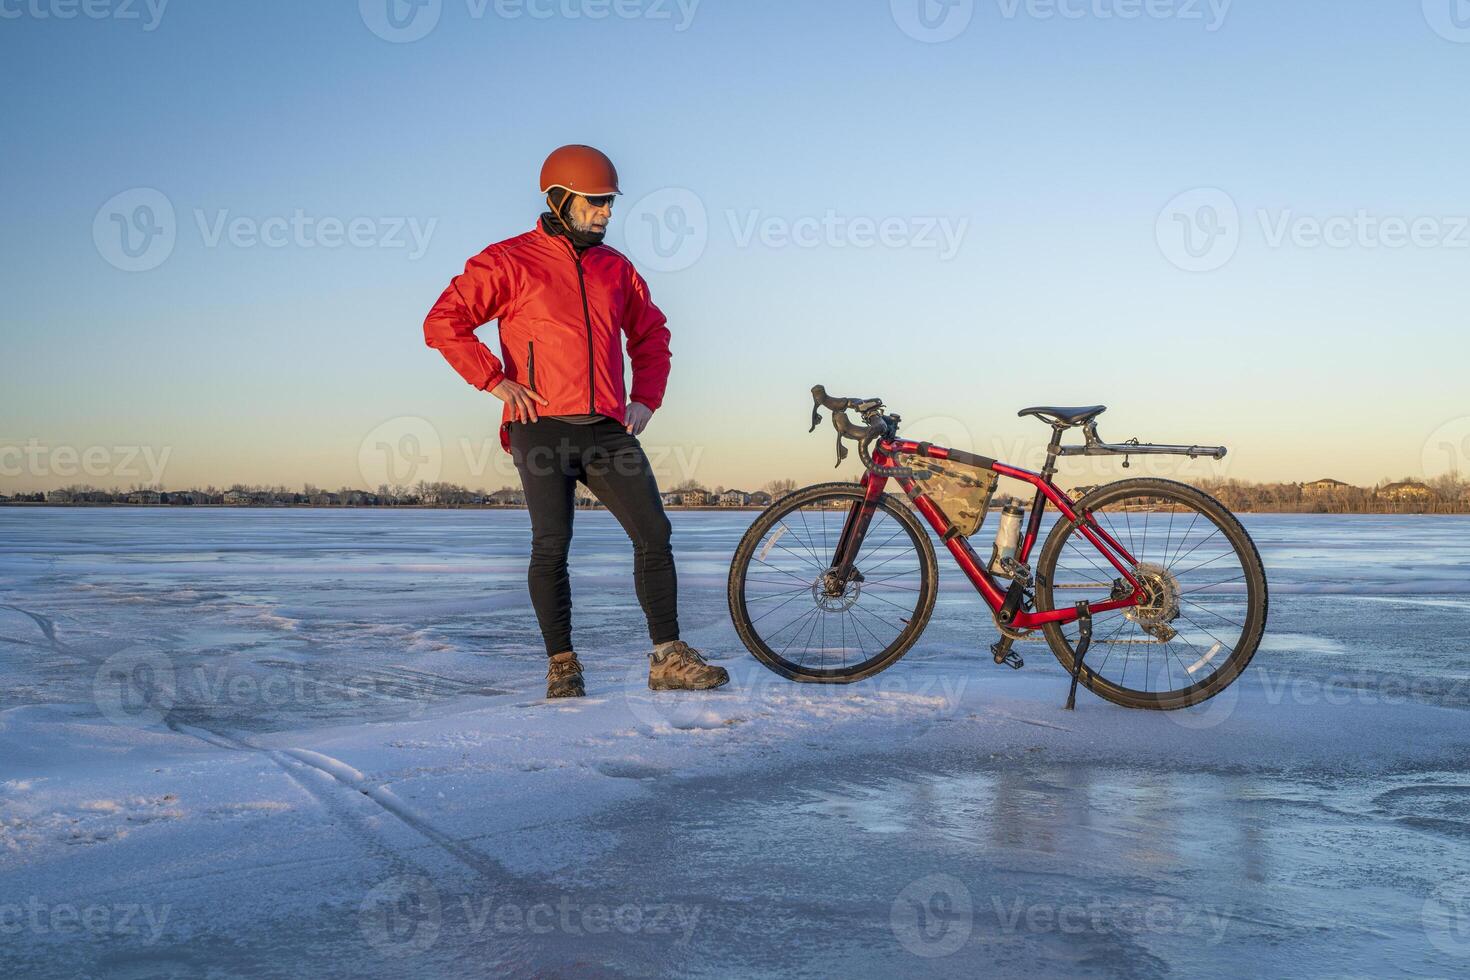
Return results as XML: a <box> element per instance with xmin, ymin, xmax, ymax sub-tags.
<box><xmin>508</xmin><ymin>417</ymin><xmax>678</xmax><ymax>656</ymax></box>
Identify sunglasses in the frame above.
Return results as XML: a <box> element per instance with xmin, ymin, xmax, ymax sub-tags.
<box><xmin>582</xmin><ymin>194</ymin><xmax>616</xmax><ymax>208</ymax></box>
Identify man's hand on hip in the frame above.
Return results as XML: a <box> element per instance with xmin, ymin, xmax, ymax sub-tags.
<box><xmin>491</xmin><ymin>379</ymin><xmax>549</xmax><ymax>423</ymax></box>
<box><xmin>625</xmin><ymin>402</ymin><xmax>653</xmax><ymax>436</ymax></box>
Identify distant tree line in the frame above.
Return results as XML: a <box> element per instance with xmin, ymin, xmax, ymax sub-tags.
<box><xmin>5</xmin><ymin>475</ymin><xmax>1467</xmax><ymax>514</ymax></box>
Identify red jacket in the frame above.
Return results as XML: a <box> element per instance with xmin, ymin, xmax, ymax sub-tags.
<box><xmin>424</xmin><ymin>221</ymin><xmax>672</xmax><ymax>449</ymax></box>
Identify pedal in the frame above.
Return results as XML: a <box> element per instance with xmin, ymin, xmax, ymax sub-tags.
<box><xmin>990</xmin><ymin>638</ymin><xmax>1024</xmax><ymax>669</ymax></box>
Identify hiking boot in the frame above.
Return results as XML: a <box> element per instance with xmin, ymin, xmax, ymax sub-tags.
<box><xmin>648</xmin><ymin>640</ymin><xmax>729</xmax><ymax>691</ymax></box>
<box><xmin>546</xmin><ymin>651</ymin><xmax>585</xmax><ymax>698</ymax></box>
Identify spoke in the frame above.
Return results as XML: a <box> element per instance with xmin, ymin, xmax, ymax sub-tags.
<box><xmin>777</xmin><ymin>607</ymin><xmax>822</xmax><ymax>656</ymax></box>
<box><xmin>848</xmin><ymin>601</ymin><xmax>898</xmax><ymax>653</ymax></box>
<box><xmin>1064</xmin><ymin>536</ymin><xmax>1117</xmax><ymax>584</ymax></box>
<box><xmin>860</xmin><ymin>589</ymin><xmax>920</xmax><ymax>615</ymax></box>
<box><xmin>1178</xmin><ymin>594</ymin><xmax>1246</xmax><ymax>629</ymax></box>
<box><xmin>1167</xmin><ymin>510</ymin><xmax>1203</xmax><ymax>568</ymax></box>
<box><xmin>746</xmin><ymin>585</ymin><xmax>813</xmax><ymax>600</ymax></box>
<box><xmin>794</xmin><ymin>507</ymin><xmax>827</xmax><ymax>569</ymax></box>
<box><xmin>1172</xmin><ymin>547</ymin><xmax>1236</xmax><ymax>579</ymax></box>
<box><xmin>1167</xmin><ymin>527</ymin><xmax>1222</xmax><ymax>571</ymax></box>
<box><xmin>751</xmin><ymin>555</ymin><xmax>814</xmax><ymax>588</ymax></box>
<box><xmin>750</xmin><ymin>589</ymin><xmax>812</xmax><ymax>626</ymax></box>
<box><xmin>1174</xmin><ymin>611</ymin><xmax>1234</xmax><ymax>654</ymax></box>
<box><xmin>1177</xmin><ymin>573</ymin><xmax>1248</xmax><ymax>597</ymax></box>
<box><xmin>770</xmin><ymin>526</ymin><xmax>826</xmax><ymax>573</ymax></box>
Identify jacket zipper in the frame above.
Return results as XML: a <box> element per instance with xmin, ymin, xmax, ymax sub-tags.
<box><xmin>572</xmin><ymin>250</ymin><xmax>596</xmax><ymax>414</ymax></box>
<box><xmin>527</xmin><ymin>340</ymin><xmax>536</xmax><ymax>392</ymax></box>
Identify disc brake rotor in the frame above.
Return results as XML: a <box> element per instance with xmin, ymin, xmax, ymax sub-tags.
<box><xmin>1124</xmin><ymin>561</ymin><xmax>1181</xmax><ymax>642</ymax></box>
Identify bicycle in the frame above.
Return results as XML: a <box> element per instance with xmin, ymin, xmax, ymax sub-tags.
<box><xmin>727</xmin><ymin>386</ymin><xmax>1268</xmax><ymax>710</ymax></box>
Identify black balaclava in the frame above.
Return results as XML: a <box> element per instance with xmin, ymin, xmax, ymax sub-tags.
<box><xmin>542</xmin><ymin>187</ymin><xmax>606</xmax><ymax>250</ymax></box>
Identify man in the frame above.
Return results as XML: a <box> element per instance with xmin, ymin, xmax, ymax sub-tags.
<box><xmin>424</xmin><ymin>144</ymin><xmax>728</xmax><ymax>699</ymax></box>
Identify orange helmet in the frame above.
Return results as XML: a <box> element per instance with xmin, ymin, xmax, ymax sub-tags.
<box><xmin>539</xmin><ymin>144</ymin><xmax>621</xmax><ymax>197</ymax></box>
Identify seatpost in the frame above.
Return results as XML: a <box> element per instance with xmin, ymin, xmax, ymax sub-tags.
<box><xmin>1042</xmin><ymin>424</ymin><xmax>1065</xmax><ymax>480</ymax></box>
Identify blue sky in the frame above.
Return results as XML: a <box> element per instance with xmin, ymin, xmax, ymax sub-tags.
<box><xmin>2</xmin><ymin>0</ymin><xmax>1467</xmax><ymax>493</ymax></box>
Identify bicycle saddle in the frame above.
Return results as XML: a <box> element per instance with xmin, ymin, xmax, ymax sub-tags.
<box><xmin>1018</xmin><ymin>405</ymin><xmax>1107</xmax><ymax>427</ymax></box>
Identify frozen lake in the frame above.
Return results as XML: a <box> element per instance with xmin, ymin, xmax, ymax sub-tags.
<box><xmin>2</xmin><ymin>507</ymin><xmax>1469</xmax><ymax>977</ymax></box>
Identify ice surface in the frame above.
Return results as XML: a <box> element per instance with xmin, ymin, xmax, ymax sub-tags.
<box><xmin>1</xmin><ymin>508</ymin><xmax>1468</xmax><ymax>977</ymax></box>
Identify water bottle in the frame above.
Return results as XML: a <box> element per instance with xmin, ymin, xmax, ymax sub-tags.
<box><xmin>989</xmin><ymin>499</ymin><xmax>1026</xmax><ymax>576</ymax></box>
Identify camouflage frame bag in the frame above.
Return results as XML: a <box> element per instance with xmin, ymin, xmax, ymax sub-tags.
<box><xmin>909</xmin><ymin>457</ymin><xmax>999</xmax><ymax>538</ymax></box>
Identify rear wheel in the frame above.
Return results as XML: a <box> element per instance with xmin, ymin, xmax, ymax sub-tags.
<box><xmin>1035</xmin><ymin>478</ymin><xmax>1267</xmax><ymax>709</ymax></box>
<box><xmin>728</xmin><ymin>482</ymin><xmax>938</xmax><ymax>682</ymax></box>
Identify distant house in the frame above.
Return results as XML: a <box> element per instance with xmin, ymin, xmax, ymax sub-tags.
<box><xmin>223</xmin><ymin>490</ymin><xmax>251</xmax><ymax>505</ymax></box>
<box><xmin>1302</xmin><ymin>478</ymin><xmax>1350</xmax><ymax>495</ymax></box>
<box><xmin>748</xmin><ymin>491</ymin><xmax>772</xmax><ymax>507</ymax></box>
<box><xmin>46</xmin><ymin>490</ymin><xmax>72</xmax><ymax>503</ymax></box>
<box><xmin>682</xmin><ymin>490</ymin><xmax>708</xmax><ymax>507</ymax></box>
<box><xmin>488</xmin><ymin>488</ymin><xmax>525</xmax><ymax>507</ymax></box>
<box><xmin>308</xmin><ymin>492</ymin><xmax>340</xmax><ymax>506</ymax></box>
<box><xmin>126</xmin><ymin>491</ymin><xmax>162</xmax><ymax>505</ymax></box>
<box><xmin>1376</xmin><ymin>480</ymin><xmax>1436</xmax><ymax>502</ymax></box>
<box><xmin>719</xmin><ymin>489</ymin><xmax>748</xmax><ymax>507</ymax></box>
<box><xmin>661</xmin><ymin>491</ymin><xmax>684</xmax><ymax>507</ymax></box>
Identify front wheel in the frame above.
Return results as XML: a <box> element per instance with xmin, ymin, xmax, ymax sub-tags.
<box><xmin>1035</xmin><ymin>478</ymin><xmax>1268</xmax><ymax>710</ymax></box>
<box><xmin>728</xmin><ymin>483</ymin><xmax>938</xmax><ymax>682</ymax></box>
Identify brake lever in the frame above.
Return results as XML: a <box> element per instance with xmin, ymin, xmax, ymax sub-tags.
<box><xmin>833</xmin><ymin>432</ymin><xmax>848</xmax><ymax>468</ymax></box>
<box><xmin>809</xmin><ymin>405</ymin><xmax>822</xmax><ymax>433</ymax></box>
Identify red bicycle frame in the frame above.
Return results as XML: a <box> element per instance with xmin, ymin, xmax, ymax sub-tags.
<box><xmin>833</xmin><ymin>437</ymin><xmax>1147</xmax><ymax>631</ymax></box>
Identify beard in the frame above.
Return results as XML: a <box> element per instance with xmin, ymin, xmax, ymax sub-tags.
<box><xmin>567</xmin><ymin>211</ymin><xmax>607</xmax><ymax>245</ymax></box>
